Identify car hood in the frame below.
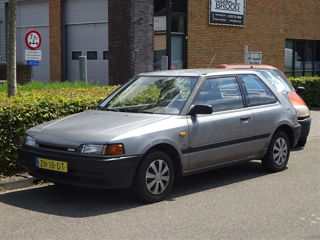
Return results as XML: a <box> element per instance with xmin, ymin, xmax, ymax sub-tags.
<box><xmin>27</xmin><ymin>110</ymin><xmax>171</xmax><ymax>146</ymax></box>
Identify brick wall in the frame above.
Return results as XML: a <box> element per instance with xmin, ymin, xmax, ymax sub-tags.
<box><xmin>49</xmin><ymin>0</ymin><xmax>62</xmax><ymax>82</ymax></box>
<box><xmin>187</xmin><ymin>0</ymin><xmax>320</xmax><ymax>72</ymax></box>
<box><xmin>109</xmin><ymin>0</ymin><xmax>154</xmax><ymax>85</ymax></box>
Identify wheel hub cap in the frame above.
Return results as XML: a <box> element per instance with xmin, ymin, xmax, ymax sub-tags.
<box><xmin>273</xmin><ymin>137</ymin><xmax>288</xmax><ymax>166</ymax></box>
<box><xmin>145</xmin><ymin>159</ymin><xmax>170</xmax><ymax>195</ymax></box>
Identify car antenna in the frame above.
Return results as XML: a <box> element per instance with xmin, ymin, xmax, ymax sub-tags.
<box><xmin>207</xmin><ymin>54</ymin><xmax>217</xmax><ymax>68</ymax></box>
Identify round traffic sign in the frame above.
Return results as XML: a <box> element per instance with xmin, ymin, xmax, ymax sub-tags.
<box><xmin>25</xmin><ymin>30</ymin><xmax>42</xmax><ymax>50</ymax></box>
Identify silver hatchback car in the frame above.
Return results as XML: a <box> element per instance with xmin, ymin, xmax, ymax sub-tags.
<box><xmin>19</xmin><ymin>69</ymin><xmax>301</xmax><ymax>202</ymax></box>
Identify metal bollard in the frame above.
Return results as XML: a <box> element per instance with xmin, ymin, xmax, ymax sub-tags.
<box><xmin>79</xmin><ymin>56</ymin><xmax>88</xmax><ymax>84</ymax></box>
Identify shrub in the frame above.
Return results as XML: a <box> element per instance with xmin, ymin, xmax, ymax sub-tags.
<box><xmin>0</xmin><ymin>86</ymin><xmax>119</xmax><ymax>176</ymax></box>
<box><xmin>0</xmin><ymin>81</ymin><xmax>96</xmax><ymax>92</ymax></box>
<box><xmin>288</xmin><ymin>76</ymin><xmax>320</xmax><ymax>107</ymax></box>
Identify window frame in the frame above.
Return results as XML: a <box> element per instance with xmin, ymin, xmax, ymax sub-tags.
<box><xmin>238</xmin><ymin>74</ymin><xmax>278</xmax><ymax>107</ymax></box>
<box><xmin>192</xmin><ymin>75</ymin><xmax>246</xmax><ymax>113</ymax></box>
<box><xmin>71</xmin><ymin>51</ymin><xmax>82</xmax><ymax>60</ymax></box>
<box><xmin>87</xmin><ymin>51</ymin><xmax>98</xmax><ymax>60</ymax></box>
<box><xmin>285</xmin><ymin>39</ymin><xmax>319</xmax><ymax>77</ymax></box>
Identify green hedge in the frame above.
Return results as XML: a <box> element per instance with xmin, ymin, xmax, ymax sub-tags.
<box><xmin>0</xmin><ymin>86</ymin><xmax>118</xmax><ymax>176</ymax></box>
<box><xmin>289</xmin><ymin>76</ymin><xmax>320</xmax><ymax>107</ymax></box>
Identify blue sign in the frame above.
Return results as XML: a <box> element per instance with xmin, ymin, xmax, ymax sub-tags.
<box><xmin>27</xmin><ymin>60</ymin><xmax>39</xmax><ymax>66</ymax></box>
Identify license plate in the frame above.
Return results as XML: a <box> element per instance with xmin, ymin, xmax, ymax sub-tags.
<box><xmin>35</xmin><ymin>157</ymin><xmax>68</xmax><ymax>173</ymax></box>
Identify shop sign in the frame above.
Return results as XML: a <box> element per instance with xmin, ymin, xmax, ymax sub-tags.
<box><xmin>210</xmin><ymin>0</ymin><xmax>246</xmax><ymax>27</ymax></box>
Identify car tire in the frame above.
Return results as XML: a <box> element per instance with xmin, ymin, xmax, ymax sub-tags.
<box><xmin>133</xmin><ymin>150</ymin><xmax>175</xmax><ymax>203</ymax></box>
<box><xmin>262</xmin><ymin>131</ymin><xmax>290</xmax><ymax>172</ymax></box>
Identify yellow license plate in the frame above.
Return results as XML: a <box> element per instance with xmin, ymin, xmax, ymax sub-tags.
<box><xmin>35</xmin><ymin>157</ymin><xmax>68</xmax><ymax>173</ymax></box>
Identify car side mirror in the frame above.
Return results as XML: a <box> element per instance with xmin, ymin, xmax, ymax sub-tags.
<box><xmin>296</xmin><ymin>86</ymin><xmax>305</xmax><ymax>94</ymax></box>
<box><xmin>188</xmin><ymin>105</ymin><xmax>213</xmax><ymax>115</ymax></box>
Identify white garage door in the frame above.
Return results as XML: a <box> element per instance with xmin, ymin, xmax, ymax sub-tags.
<box><xmin>65</xmin><ymin>0</ymin><xmax>108</xmax><ymax>85</ymax></box>
<box><xmin>16</xmin><ymin>0</ymin><xmax>49</xmax><ymax>83</ymax></box>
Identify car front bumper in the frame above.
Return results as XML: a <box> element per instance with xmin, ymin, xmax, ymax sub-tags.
<box><xmin>298</xmin><ymin>117</ymin><xmax>311</xmax><ymax>142</ymax></box>
<box><xmin>19</xmin><ymin>146</ymin><xmax>142</xmax><ymax>189</ymax></box>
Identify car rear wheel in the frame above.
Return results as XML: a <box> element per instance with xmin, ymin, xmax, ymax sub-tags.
<box><xmin>262</xmin><ymin>131</ymin><xmax>290</xmax><ymax>172</ymax></box>
<box><xmin>134</xmin><ymin>150</ymin><xmax>175</xmax><ymax>203</ymax></box>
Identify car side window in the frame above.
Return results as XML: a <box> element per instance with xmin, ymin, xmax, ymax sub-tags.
<box><xmin>239</xmin><ymin>74</ymin><xmax>277</xmax><ymax>107</ymax></box>
<box><xmin>194</xmin><ymin>77</ymin><xmax>244</xmax><ymax>112</ymax></box>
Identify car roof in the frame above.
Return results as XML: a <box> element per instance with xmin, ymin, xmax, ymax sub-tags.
<box><xmin>138</xmin><ymin>68</ymin><xmax>257</xmax><ymax>77</ymax></box>
<box><xmin>217</xmin><ymin>64</ymin><xmax>278</xmax><ymax>70</ymax></box>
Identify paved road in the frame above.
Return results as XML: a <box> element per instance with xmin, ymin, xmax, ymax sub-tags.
<box><xmin>0</xmin><ymin>111</ymin><xmax>319</xmax><ymax>240</ymax></box>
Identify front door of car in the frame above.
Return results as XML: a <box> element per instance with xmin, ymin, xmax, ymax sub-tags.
<box><xmin>186</xmin><ymin>76</ymin><xmax>255</xmax><ymax>171</ymax></box>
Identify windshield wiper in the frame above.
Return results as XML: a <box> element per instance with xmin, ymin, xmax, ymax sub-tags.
<box><xmin>104</xmin><ymin>108</ymin><xmax>120</xmax><ymax>112</ymax></box>
<box><xmin>137</xmin><ymin>110</ymin><xmax>154</xmax><ymax>114</ymax></box>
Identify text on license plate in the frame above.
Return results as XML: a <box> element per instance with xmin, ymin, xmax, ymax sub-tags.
<box><xmin>35</xmin><ymin>157</ymin><xmax>68</xmax><ymax>173</ymax></box>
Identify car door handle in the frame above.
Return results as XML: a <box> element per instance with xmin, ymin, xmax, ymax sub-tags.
<box><xmin>241</xmin><ymin>117</ymin><xmax>251</xmax><ymax>121</ymax></box>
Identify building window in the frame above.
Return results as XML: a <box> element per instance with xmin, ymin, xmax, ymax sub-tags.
<box><xmin>285</xmin><ymin>39</ymin><xmax>319</xmax><ymax>76</ymax></box>
<box><xmin>87</xmin><ymin>51</ymin><xmax>97</xmax><ymax>60</ymax></box>
<box><xmin>153</xmin><ymin>0</ymin><xmax>187</xmax><ymax>71</ymax></box>
<box><xmin>72</xmin><ymin>51</ymin><xmax>82</xmax><ymax>60</ymax></box>
<box><xmin>103</xmin><ymin>51</ymin><xmax>109</xmax><ymax>60</ymax></box>
<box><xmin>315</xmin><ymin>41</ymin><xmax>320</xmax><ymax>75</ymax></box>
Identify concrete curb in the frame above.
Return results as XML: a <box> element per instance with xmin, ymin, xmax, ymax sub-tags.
<box><xmin>0</xmin><ymin>174</ymin><xmax>38</xmax><ymax>191</ymax></box>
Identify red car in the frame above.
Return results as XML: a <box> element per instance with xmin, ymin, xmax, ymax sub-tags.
<box><xmin>217</xmin><ymin>64</ymin><xmax>311</xmax><ymax>147</ymax></box>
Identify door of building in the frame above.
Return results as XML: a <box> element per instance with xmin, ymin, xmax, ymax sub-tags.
<box><xmin>65</xmin><ymin>0</ymin><xmax>108</xmax><ymax>84</ymax></box>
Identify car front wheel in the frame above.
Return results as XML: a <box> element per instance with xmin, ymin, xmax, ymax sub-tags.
<box><xmin>134</xmin><ymin>150</ymin><xmax>175</xmax><ymax>203</ymax></box>
<box><xmin>262</xmin><ymin>131</ymin><xmax>290</xmax><ymax>172</ymax></box>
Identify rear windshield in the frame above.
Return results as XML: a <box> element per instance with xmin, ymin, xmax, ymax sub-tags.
<box><xmin>255</xmin><ymin>69</ymin><xmax>294</xmax><ymax>92</ymax></box>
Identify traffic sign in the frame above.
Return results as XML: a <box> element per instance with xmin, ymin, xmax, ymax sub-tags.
<box><xmin>27</xmin><ymin>60</ymin><xmax>39</xmax><ymax>66</ymax></box>
<box><xmin>25</xmin><ymin>30</ymin><xmax>42</xmax><ymax>50</ymax></box>
<box><xmin>247</xmin><ymin>52</ymin><xmax>262</xmax><ymax>65</ymax></box>
<box><xmin>25</xmin><ymin>50</ymin><xmax>42</xmax><ymax>61</ymax></box>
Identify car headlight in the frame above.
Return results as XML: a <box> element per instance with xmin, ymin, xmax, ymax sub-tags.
<box><xmin>23</xmin><ymin>135</ymin><xmax>36</xmax><ymax>147</ymax></box>
<box><xmin>80</xmin><ymin>144</ymin><xmax>125</xmax><ymax>155</ymax></box>
<box><xmin>294</xmin><ymin>105</ymin><xmax>310</xmax><ymax>120</ymax></box>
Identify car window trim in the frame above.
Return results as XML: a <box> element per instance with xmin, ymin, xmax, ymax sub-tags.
<box><xmin>237</xmin><ymin>73</ymin><xmax>279</xmax><ymax>107</ymax></box>
<box><xmin>187</xmin><ymin>75</ymin><xmax>246</xmax><ymax>114</ymax></box>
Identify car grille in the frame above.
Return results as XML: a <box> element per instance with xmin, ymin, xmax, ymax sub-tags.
<box><xmin>37</xmin><ymin>143</ymin><xmax>78</xmax><ymax>153</ymax></box>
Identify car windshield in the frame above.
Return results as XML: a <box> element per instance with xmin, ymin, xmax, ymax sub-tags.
<box><xmin>104</xmin><ymin>76</ymin><xmax>198</xmax><ymax>115</ymax></box>
<box><xmin>255</xmin><ymin>69</ymin><xmax>294</xmax><ymax>92</ymax></box>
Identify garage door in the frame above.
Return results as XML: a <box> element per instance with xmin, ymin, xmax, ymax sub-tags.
<box><xmin>65</xmin><ymin>0</ymin><xmax>108</xmax><ymax>85</ymax></box>
<box><xmin>16</xmin><ymin>0</ymin><xmax>49</xmax><ymax>83</ymax></box>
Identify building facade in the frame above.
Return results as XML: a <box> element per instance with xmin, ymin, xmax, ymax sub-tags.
<box><xmin>0</xmin><ymin>0</ymin><xmax>319</xmax><ymax>84</ymax></box>
<box><xmin>187</xmin><ymin>0</ymin><xmax>320</xmax><ymax>77</ymax></box>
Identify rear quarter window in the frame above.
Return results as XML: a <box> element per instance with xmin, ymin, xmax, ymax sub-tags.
<box><xmin>239</xmin><ymin>74</ymin><xmax>278</xmax><ymax>107</ymax></box>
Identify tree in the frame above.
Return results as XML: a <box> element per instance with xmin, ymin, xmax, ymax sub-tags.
<box><xmin>7</xmin><ymin>0</ymin><xmax>17</xmax><ymax>97</ymax></box>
